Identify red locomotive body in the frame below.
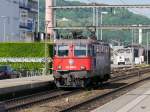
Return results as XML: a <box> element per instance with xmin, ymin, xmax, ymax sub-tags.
<box><xmin>53</xmin><ymin>39</ymin><xmax>111</xmax><ymax>88</ymax></box>
<box><xmin>53</xmin><ymin>57</ymin><xmax>92</xmax><ymax>71</ymax></box>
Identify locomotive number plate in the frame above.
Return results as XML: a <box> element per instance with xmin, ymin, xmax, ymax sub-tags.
<box><xmin>66</xmin><ymin>66</ymin><xmax>77</xmax><ymax>69</ymax></box>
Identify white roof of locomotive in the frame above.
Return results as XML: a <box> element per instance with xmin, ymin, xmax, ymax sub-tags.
<box><xmin>54</xmin><ymin>39</ymin><xmax>108</xmax><ymax>45</ymax></box>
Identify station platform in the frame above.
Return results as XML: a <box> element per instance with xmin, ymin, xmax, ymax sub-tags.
<box><xmin>0</xmin><ymin>75</ymin><xmax>54</xmax><ymax>95</ymax></box>
<box><xmin>92</xmin><ymin>80</ymin><xmax>150</xmax><ymax>112</ymax></box>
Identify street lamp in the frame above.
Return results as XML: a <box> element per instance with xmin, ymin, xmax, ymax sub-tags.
<box><xmin>0</xmin><ymin>16</ymin><xmax>9</xmax><ymax>42</ymax></box>
<box><xmin>95</xmin><ymin>10</ymin><xmax>108</xmax><ymax>40</ymax></box>
<box><xmin>100</xmin><ymin>11</ymin><xmax>108</xmax><ymax>40</ymax></box>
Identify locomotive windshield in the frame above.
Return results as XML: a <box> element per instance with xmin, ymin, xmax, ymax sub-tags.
<box><xmin>74</xmin><ymin>45</ymin><xmax>86</xmax><ymax>56</ymax></box>
<box><xmin>58</xmin><ymin>45</ymin><xmax>69</xmax><ymax>56</ymax></box>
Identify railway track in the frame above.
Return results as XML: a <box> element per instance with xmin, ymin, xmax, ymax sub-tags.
<box><xmin>111</xmin><ymin>66</ymin><xmax>149</xmax><ymax>75</ymax></box>
<box><xmin>61</xmin><ymin>80</ymin><xmax>150</xmax><ymax>112</ymax></box>
<box><xmin>60</xmin><ymin>68</ymin><xmax>150</xmax><ymax>112</ymax></box>
<box><xmin>2</xmin><ymin>66</ymin><xmax>150</xmax><ymax>112</ymax></box>
<box><xmin>4</xmin><ymin>89</ymin><xmax>83</xmax><ymax>112</ymax></box>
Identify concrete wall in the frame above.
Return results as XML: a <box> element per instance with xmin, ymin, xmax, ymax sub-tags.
<box><xmin>0</xmin><ymin>0</ymin><xmax>20</xmax><ymax>42</ymax></box>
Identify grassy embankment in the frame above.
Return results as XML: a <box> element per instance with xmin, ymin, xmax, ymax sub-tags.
<box><xmin>0</xmin><ymin>43</ymin><xmax>53</xmax><ymax>70</ymax></box>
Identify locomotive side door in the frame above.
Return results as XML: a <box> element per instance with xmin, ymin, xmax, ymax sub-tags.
<box><xmin>94</xmin><ymin>44</ymin><xmax>105</xmax><ymax>76</ymax></box>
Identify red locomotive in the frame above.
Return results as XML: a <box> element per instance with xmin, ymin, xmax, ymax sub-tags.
<box><xmin>53</xmin><ymin>38</ymin><xmax>111</xmax><ymax>88</ymax></box>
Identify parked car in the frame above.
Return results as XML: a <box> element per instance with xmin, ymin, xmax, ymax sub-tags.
<box><xmin>0</xmin><ymin>65</ymin><xmax>18</xmax><ymax>79</ymax></box>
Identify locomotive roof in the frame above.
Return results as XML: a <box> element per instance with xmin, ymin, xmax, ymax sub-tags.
<box><xmin>54</xmin><ymin>39</ymin><xmax>109</xmax><ymax>46</ymax></box>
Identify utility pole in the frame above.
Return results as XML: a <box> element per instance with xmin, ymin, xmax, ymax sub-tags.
<box><xmin>100</xmin><ymin>12</ymin><xmax>108</xmax><ymax>40</ymax></box>
<box><xmin>53</xmin><ymin>0</ymin><xmax>56</xmax><ymax>40</ymax></box>
<box><xmin>132</xmin><ymin>29</ymin><xmax>134</xmax><ymax>67</ymax></box>
<box><xmin>147</xmin><ymin>32</ymin><xmax>149</xmax><ymax>64</ymax></box>
<box><xmin>44</xmin><ymin>21</ymin><xmax>50</xmax><ymax>75</ymax></box>
<box><xmin>93</xmin><ymin>6</ymin><xmax>96</xmax><ymax>26</ymax></box>
<box><xmin>92</xmin><ymin>3</ymin><xmax>96</xmax><ymax>39</ymax></box>
<box><xmin>96</xmin><ymin>8</ymin><xmax>99</xmax><ymax>40</ymax></box>
<box><xmin>139</xmin><ymin>24</ymin><xmax>142</xmax><ymax>44</ymax></box>
<box><xmin>38</xmin><ymin>0</ymin><xmax>40</xmax><ymax>32</ymax></box>
<box><xmin>100</xmin><ymin>12</ymin><xmax>102</xmax><ymax>40</ymax></box>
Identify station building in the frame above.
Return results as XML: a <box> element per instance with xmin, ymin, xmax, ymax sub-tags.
<box><xmin>0</xmin><ymin>0</ymin><xmax>38</xmax><ymax>42</ymax></box>
<box><xmin>112</xmin><ymin>45</ymin><xmax>145</xmax><ymax>65</ymax></box>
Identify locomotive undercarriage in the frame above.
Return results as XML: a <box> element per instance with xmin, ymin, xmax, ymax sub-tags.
<box><xmin>54</xmin><ymin>71</ymin><xmax>110</xmax><ymax>88</ymax></box>
<box><xmin>54</xmin><ymin>71</ymin><xmax>90</xmax><ymax>88</ymax></box>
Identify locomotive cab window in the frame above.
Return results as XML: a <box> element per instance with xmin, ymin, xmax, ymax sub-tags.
<box><xmin>74</xmin><ymin>45</ymin><xmax>87</xmax><ymax>56</ymax></box>
<box><xmin>57</xmin><ymin>45</ymin><xmax>69</xmax><ymax>56</ymax></box>
<box><xmin>88</xmin><ymin>45</ymin><xmax>92</xmax><ymax>56</ymax></box>
<box><xmin>54</xmin><ymin>45</ymin><xmax>56</xmax><ymax>56</ymax></box>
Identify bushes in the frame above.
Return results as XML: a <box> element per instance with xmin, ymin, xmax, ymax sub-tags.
<box><xmin>0</xmin><ymin>42</ymin><xmax>54</xmax><ymax>70</ymax></box>
<box><xmin>0</xmin><ymin>43</ymin><xmax>45</xmax><ymax>57</ymax></box>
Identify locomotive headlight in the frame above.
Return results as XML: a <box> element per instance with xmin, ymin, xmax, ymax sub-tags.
<box><xmin>80</xmin><ymin>66</ymin><xmax>86</xmax><ymax>70</ymax></box>
<box><xmin>57</xmin><ymin>65</ymin><xmax>62</xmax><ymax>70</ymax></box>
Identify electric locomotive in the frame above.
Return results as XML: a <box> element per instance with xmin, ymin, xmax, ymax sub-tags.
<box><xmin>53</xmin><ymin>38</ymin><xmax>111</xmax><ymax>88</ymax></box>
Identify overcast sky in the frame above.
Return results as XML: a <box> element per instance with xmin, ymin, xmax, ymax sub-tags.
<box><xmin>67</xmin><ymin>0</ymin><xmax>150</xmax><ymax>18</ymax></box>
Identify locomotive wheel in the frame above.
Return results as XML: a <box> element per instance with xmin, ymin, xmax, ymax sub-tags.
<box><xmin>103</xmin><ymin>74</ymin><xmax>110</xmax><ymax>81</ymax></box>
<box><xmin>81</xmin><ymin>79</ymin><xmax>91</xmax><ymax>88</ymax></box>
<box><xmin>83</xmin><ymin>80</ymin><xmax>88</xmax><ymax>88</ymax></box>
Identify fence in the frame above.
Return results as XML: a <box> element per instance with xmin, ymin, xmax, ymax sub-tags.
<box><xmin>15</xmin><ymin>69</ymin><xmax>44</xmax><ymax>78</ymax></box>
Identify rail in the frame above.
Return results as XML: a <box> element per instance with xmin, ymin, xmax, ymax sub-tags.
<box><xmin>2</xmin><ymin>67</ymin><xmax>150</xmax><ymax>112</ymax></box>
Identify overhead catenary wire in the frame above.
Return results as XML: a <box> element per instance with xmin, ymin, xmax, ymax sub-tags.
<box><xmin>119</xmin><ymin>0</ymin><xmax>144</xmax><ymax>15</ymax></box>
